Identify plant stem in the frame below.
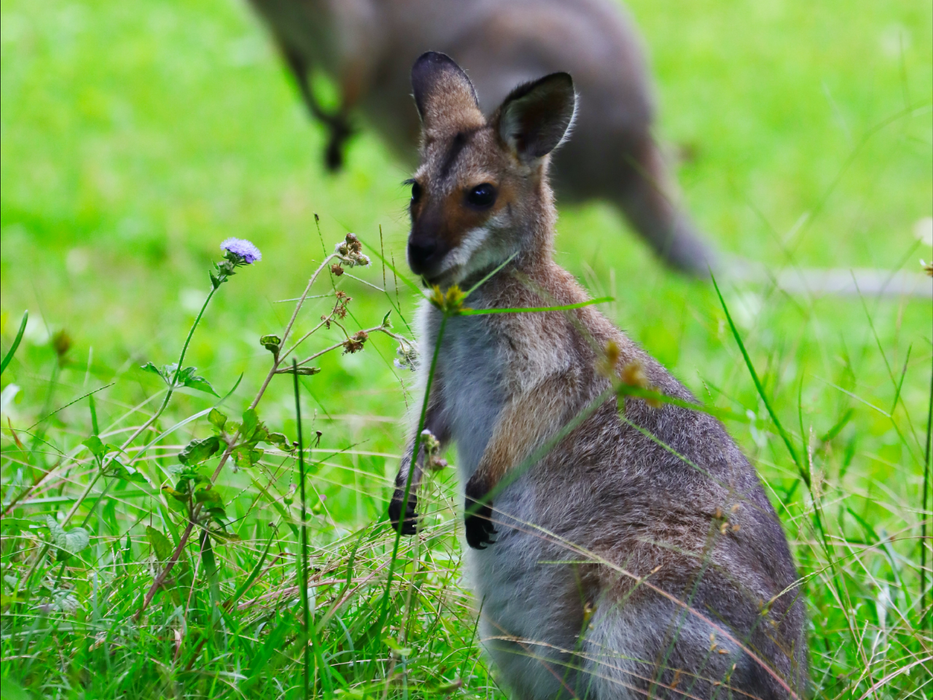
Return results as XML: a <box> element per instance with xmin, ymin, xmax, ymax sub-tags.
<box><xmin>22</xmin><ymin>282</ymin><xmax>221</xmax><ymax>594</ymax></box>
<box><xmin>370</xmin><ymin>314</ymin><xmax>448</xmax><ymax>673</ymax></box>
<box><xmin>922</xmin><ymin>353</ymin><xmax>932</xmax><ymax>631</ymax></box>
<box><xmin>279</xmin><ymin>326</ymin><xmax>406</xmax><ymax>372</ymax></box>
<box><xmin>136</xmin><ymin>253</ymin><xmax>340</xmax><ymax>621</ymax></box>
<box><xmin>294</xmin><ymin>359</ymin><xmax>313</xmax><ymax>700</ymax></box>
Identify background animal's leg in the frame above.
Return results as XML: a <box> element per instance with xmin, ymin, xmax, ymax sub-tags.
<box><xmin>614</xmin><ymin>136</ymin><xmax>717</xmax><ymax>277</ymax></box>
<box><xmin>282</xmin><ymin>48</ymin><xmax>353</xmax><ymax>172</ymax></box>
<box><xmin>465</xmin><ymin>377</ymin><xmax>576</xmax><ymax>549</ymax></box>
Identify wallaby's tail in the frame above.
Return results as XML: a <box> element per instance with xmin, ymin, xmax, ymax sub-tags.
<box><xmin>612</xmin><ymin>136</ymin><xmax>717</xmax><ymax>277</ymax></box>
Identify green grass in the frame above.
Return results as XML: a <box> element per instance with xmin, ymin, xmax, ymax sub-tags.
<box><xmin>1</xmin><ymin>0</ymin><xmax>931</xmax><ymax>697</ymax></box>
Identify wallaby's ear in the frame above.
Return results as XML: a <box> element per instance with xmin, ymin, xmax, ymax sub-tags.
<box><xmin>411</xmin><ymin>52</ymin><xmax>484</xmax><ymax>136</ymax></box>
<box><xmin>495</xmin><ymin>73</ymin><xmax>576</xmax><ymax>163</ymax></box>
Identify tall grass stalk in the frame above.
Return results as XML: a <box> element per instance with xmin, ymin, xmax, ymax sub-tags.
<box><xmin>294</xmin><ymin>359</ymin><xmax>313</xmax><ymax>700</ymax></box>
<box><xmin>922</xmin><ymin>357</ymin><xmax>932</xmax><ymax>631</ymax></box>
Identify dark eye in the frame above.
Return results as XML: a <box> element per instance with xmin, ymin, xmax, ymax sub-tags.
<box><xmin>410</xmin><ymin>181</ymin><xmax>423</xmax><ymax>205</ymax></box>
<box><xmin>466</xmin><ymin>183</ymin><xmax>497</xmax><ymax>209</ymax></box>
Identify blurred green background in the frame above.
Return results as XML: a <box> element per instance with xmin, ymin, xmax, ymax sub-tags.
<box><xmin>2</xmin><ymin>0</ymin><xmax>930</xmax><ymax>357</ymax></box>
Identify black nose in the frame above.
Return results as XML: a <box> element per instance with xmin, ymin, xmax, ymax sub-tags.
<box><xmin>407</xmin><ymin>237</ymin><xmax>438</xmax><ymax>271</ymax></box>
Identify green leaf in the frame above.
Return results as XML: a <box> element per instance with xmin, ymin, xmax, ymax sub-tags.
<box><xmin>82</xmin><ymin>436</ymin><xmax>105</xmax><ymax>458</ymax></box>
<box><xmin>175</xmin><ymin>366</ymin><xmax>219</xmax><ymax>396</ymax></box>
<box><xmin>178</xmin><ymin>436</ymin><xmax>221</xmax><ymax>465</ymax></box>
<box><xmin>266</xmin><ymin>432</ymin><xmax>291</xmax><ymax>449</ymax></box>
<box><xmin>182</xmin><ymin>374</ymin><xmax>219</xmax><ymax>397</ymax></box>
<box><xmin>161</xmin><ymin>486</ymin><xmax>188</xmax><ymax>504</ymax></box>
<box><xmin>104</xmin><ymin>459</ymin><xmax>148</xmax><ymax>484</ymax></box>
<box><xmin>146</xmin><ymin>526</ymin><xmax>174</xmax><ymax>562</ymax></box>
<box><xmin>208</xmin><ymin>408</ymin><xmax>227</xmax><ymax>430</ymax></box>
<box><xmin>232</xmin><ymin>446</ymin><xmax>263</xmax><ymax>467</ymax></box>
<box><xmin>195</xmin><ymin>488</ymin><xmax>223</xmax><ymax>507</ymax></box>
<box><xmin>46</xmin><ymin>515</ymin><xmax>90</xmax><ymax>561</ymax></box>
<box><xmin>199</xmin><ymin>531</ymin><xmax>219</xmax><ymax>597</ymax></box>
<box><xmin>88</xmin><ymin>393</ymin><xmax>99</xmax><ymax>437</ymax></box>
<box><xmin>1</xmin><ymin>677</ymin><xmax>32</xmax><ymax>700</ymax></box>
<box><xmin>207</xmin><ymin>508</ymin><xmax>228</xmax><ymax>523</ymax></box>
<box><xmin>241</xmin><ymin>408</ymin><xmax>261</xmax><ymax>440</ymax></box>
<box><xmin>0</xmin><ymin>309</ymin><xmax>28</xmax><ymax>376</ymax></box>
<box><xmin>139</xmin><ymin>362</ymin><xmax>168</xmax><ymax>383</ymax></box>
<box><xmin>240</xmin><ymin>409</ymin><xmax>269</xmax><ymax>450</ymax></box>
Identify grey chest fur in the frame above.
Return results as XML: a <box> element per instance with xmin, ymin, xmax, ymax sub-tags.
<box><xmin>422</xmin><ymin>307</ymin><xmax>507</xmax><ymax>483</ymax></box>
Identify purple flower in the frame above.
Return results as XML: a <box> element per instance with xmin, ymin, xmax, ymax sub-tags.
<box><xmin>220</xmin><ymin>238</ymin><xmax>262</xmax><ymax>264</ymax></box>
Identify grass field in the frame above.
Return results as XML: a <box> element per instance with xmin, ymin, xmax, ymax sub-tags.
<box><xmin>1</xmin><ymin>0</ymin><xmax>931</xmax><ymax>697</ymax></box>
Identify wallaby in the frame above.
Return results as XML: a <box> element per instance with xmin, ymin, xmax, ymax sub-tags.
<box><xmin>249</xmin><ymin>0</ymin><xmax>715</xmax><ymax>275</ymax></box>
<box><xmin>388</xmin><ymin>52</ymin><xmax>808</xmax><ymax>699</ymax></box>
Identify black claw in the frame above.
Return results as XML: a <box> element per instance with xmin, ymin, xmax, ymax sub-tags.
<box><xmin>388</xmin><ymin>489</ymin><xmax>418</xmax><ymax>536</ymax></box>
<box><xmin>464</xmin><ymin>476</ymin><xmax>497</xmax><ymax>549</ymax></box>
<box><xmin>464</xmin><ymin>500</ymin><xmax>497</xmax><ymax>549</ymax></box>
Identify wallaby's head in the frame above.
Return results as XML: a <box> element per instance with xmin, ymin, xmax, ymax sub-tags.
<box><xmin>406</xmin><ymin>52</ymin><xmax>576</xmax><ymax>286</ymax></box>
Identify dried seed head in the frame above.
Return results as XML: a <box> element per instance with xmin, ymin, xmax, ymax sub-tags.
<box><xmin>342</xmin><ymin>330</ymin><xmax>368</xmax><ymax>354</ymax></box>
<box><xmin>421</xmin><ymin>428</ymin><xmax>448</xmax><ymax>471</ymax></box>
<box><xmin>620</xmin><ymin>360</ymin><xmax>649</xmax><ymax>390</ymax></box>
<box><xmin>334</xmin><ymin>233</ymin><xmax>370</xmax><ymax>267</ymax></box>
<box><xmin>598</xmin><ymin>340</ymin><xmax>621</xmax><ymax>377</ymax></box>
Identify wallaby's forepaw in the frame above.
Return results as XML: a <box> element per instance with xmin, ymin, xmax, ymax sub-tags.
<box><xmin>464</xmin><ymin>477</ymin><xmax>497</xmax><ymax>549</ymax></box>
<box><xmin>389</xmin><ymin>490</ymin><xmax>418</xmax><ymax>536</ymax></box>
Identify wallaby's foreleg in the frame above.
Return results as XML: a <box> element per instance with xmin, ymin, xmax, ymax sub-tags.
<box><xmin>282</xmin><ymin>48</ymin><xmax>353</xmax><ymax>172</ymax></box>
<box><xmin>615</xmin><ymin>137</ymin><xmax>717</xmax><ymax>277</ymax></box>
<box><xmin>389</xmin><ymin>404</ymin><xmax>449</xmax><ymax>536</ymax></box>
<box><xmin>465</xmin><ymin>376</ymin><xmax>576</xmax><ymax>549</ymax></box>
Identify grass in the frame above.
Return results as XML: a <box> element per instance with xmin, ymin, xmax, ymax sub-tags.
<box><xmin>1</xmin><ymin>0</ymin><xmax>931</xmax><ymax>697</ymax></box>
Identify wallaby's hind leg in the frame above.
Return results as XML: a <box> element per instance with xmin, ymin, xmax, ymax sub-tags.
<box><xmin>582</xmin><ymin>596</ymin><xmax>798</xmax><ymax>700</ymax></box>
<box><xmin>612</xmin><ymin>137</ymin><xmax>717</xmax><ymax>277</ymax></box>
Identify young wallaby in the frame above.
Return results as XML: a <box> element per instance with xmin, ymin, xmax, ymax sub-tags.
<box><xmin>248</xmin><ymin>0</ymin><xmax>715</xmax><ymax>275</ymax></box>
<box><xmin>388</xmin><ymin>52</ymin><xmax>808</xmax><ymax>699</ymax></box>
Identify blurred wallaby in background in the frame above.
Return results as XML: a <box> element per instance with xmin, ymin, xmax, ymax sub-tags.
<box><xmin>248</xmin><ymin>0</ymin><xmax>717</xmax><ymax>275</ymax></box>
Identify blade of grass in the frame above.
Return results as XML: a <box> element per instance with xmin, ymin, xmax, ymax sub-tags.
<box><xmin>922</xmin><ymin>352</ymin><xmax>932</xmax><ymax>631</ymax></box>
<box><xmin>293</xmin><ymin>358</ymin><xmax>333</xmax><ymax>697</ymax></box>
<box><xmin>294</xmin><ymin>358</ymin><xmax>313</xmax><ymax>700</ymax></box>
<box><xmin>0</xmin><ymin>309</ymin><xmax>28</xmax><ymax>375</ymax></box>
<box><xmin>459</xmin><ymin>296</ymin><xmax>614</xmax><ymax>316</ymax></box>
<box><xmin>711</xmin><ymin>274</ymin><xmax>805</xmax><ymax>481</ymax></box>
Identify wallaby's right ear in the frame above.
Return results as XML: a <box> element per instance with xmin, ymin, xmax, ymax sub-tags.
<box><xmin>411</xmin><ymin>52</ymin><xmax>484</xmax><ymax>136</ymax></box>
<box><xmin>495</xmin><ymin>73</ymin><xmax>576</xmax><ymax>164</ymax></box>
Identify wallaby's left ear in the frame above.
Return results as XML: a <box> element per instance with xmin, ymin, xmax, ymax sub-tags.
<box><xmin>411</xmin><ymin>51</ymin><xmax>484</xmax><ymax>136</ymax></box>
<box><xmin>495</xmin><ymin>73</ymin><xmax>576</xmax><ymax>163</ymax></box>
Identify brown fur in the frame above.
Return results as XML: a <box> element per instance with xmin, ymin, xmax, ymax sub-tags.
<box><xmin>249</xmin><ymin>0</ymin><xmax>718</xmax><ymax>274</ymax></box>
<box><xmin>390</xmin><ymin>53</ymin><xmax>808</xmax><ymax>699</ymax></box>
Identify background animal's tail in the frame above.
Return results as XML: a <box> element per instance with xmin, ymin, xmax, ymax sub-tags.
<box><xmin>611</xmin><ymin>136</ymin><xmax>717</xmax><ymax>277</ymax></box>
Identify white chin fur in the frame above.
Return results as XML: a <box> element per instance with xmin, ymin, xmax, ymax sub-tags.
<box><xmin>436</xmin><ymin>216</ymin><xmax>512</xmax><ymax>285</ymax></box>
